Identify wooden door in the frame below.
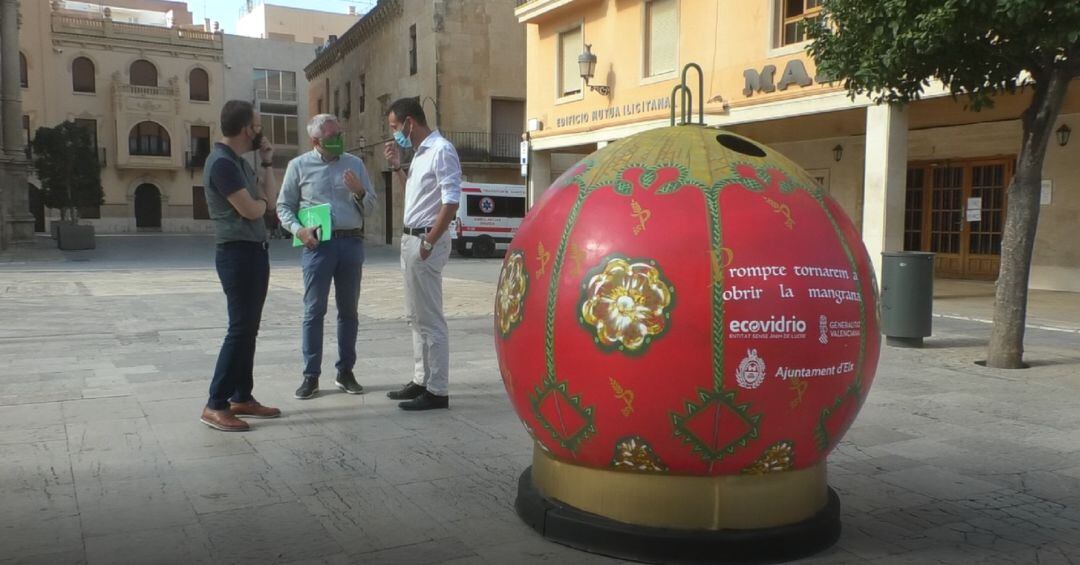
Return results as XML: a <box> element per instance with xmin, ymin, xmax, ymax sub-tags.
<box><xmin>905</xmin><ymin>159</ymin><xmax>1011</xmax><ymax>279</ymax></box>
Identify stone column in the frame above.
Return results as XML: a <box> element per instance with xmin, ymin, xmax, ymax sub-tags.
<box><xmin>527</xmin><ymin>148</ymin><xmax>551</xmax><ymax>209</ymax></box>
<box><xmin>1</xmin><ymin>0</ymin><xmax>22</xmax><ymax>155</ymax></box>
<box><xmin>861</xmin><ymin>103</ymin><xmax>908</xmax><ymax>283</ymax></box>
<box><xmin>1</xmin><ymin>0</ymin><xmax>33</xmax><ymax>243</ymax></box>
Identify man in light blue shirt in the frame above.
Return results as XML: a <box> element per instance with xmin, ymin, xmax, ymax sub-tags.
<box><xmin>278</xmin><ymin>114</ymin><xmax>378</xmax><ymax>399</ymax></box>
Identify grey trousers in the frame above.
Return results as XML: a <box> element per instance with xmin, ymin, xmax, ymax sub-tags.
<box><xmin>400</xmin><ymin>232</ymin><xmax>451</xmax><ymax>395</ymax></box>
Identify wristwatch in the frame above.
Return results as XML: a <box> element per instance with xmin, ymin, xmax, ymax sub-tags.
<box><xmin>421</xmin><ymin>239</ymin><xmax>433</xmax><ymax>251</ymax></box>
<box><xmin>260</xmin><ymin>161</ymin><xmax>273</xmax><ymax>168</ymax></box>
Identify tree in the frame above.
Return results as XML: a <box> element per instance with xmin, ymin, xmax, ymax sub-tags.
<box><xmin>31</xmin><ymin>121</ymin><xmax>103</xmax><ymax>223</ymax></box>
<box><xmin>808</xmin><ymin>0</ymin><xmax>1080</xmax><ymax>369</ymax></box>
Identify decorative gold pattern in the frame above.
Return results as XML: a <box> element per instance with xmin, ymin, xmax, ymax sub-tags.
<box><xmin>535</xmin><ymin>241</ymin><xmax>551</xmax><ymax>277</ymax></box>
<box><xmin>764</xmin><ymin>196</ymin><xmax>795</xmax><ymax>229</ymax></box>
<box><xmin>581</xmin><ymin>258</ymin><xmax>672</xmax><ymax>351</ymax></box>
<box><xmin>630</xmin><ymin>199</ymin><xmax>651</xmax><ymax>235</ymax></box>
<box><xmin>495</xmin><ymin>251</ymin><xmax>528</xmax><ymax>336</ymax></box>
<box><xmin>568</xmin><ymin>243</ymin><xmax>587</xmax><ymax>277</ymax></box>
<box><xmin>789</xmin><ymin>377</ymin><xmax>808</xmax><ymax>408</ymax></box>
<box><xmin>710</xmin><ymin>247</ymin><xmax>734</xmax><ymax>284</ymax></box>
<box><xmin>609</xmin><ymin>377</ymin><xmax>635</xmax><ymax>417</ymax></box>
<box><xmin>612</xmin><ymin>436</ymin><xmax>668</xmax><ymax>472</ymax></box>
<box><xmin>742</xmin><ymin>441</ymin><xmax>795</xmax><ymax>475</ymax></box>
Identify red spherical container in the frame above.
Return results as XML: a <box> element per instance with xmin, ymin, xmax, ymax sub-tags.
<box><xmin>496</xmin><ymin>126</ymin><xmax>880</xmax><ymax>558</ymax></box>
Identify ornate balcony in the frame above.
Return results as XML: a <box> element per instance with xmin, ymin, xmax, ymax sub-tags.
<box><xmin>113</xmin><ymin>80</ymin><xmax>183</xmax><ymax>171</ymax></box>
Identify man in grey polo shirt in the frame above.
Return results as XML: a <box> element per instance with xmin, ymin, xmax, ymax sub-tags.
<box><xmin>278</xmin><ymin>114</ymin><xmax>378</xmax><ymax>399</ymax></box>
<box><xmin>200</xmin><ymin>100</ymin><xmax>281</xmax><ymax>432</ymax></box>
<box><xmin>383</xmin><ymin>97</ymin><xmax>461</xmax><ymax>411</ymax></box>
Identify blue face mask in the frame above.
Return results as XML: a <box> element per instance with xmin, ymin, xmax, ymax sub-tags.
<box><xmin>393</xmin><ymin>120</ymin><xmax>413</xmax><ymax>149</ymax></box>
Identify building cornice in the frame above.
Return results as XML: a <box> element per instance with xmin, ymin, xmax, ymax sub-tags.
<box><xmin>304</xmin><ymin>0</ymin><xmax>402</xmax><ymax>80</ymax></box>
<box><xmin>52</xmin><ymin>37</ymin><xmax>223</xmax><ymax>60</ymax></box>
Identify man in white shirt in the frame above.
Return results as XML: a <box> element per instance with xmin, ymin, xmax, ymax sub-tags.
<box><xmin>278</xmin><ymin>114</ymin><xmax>377</xmax><ymax>400</ymax></box>
<box><xmin>383</xmin><ymin>98</ymin><xmax>461</xmax><ymax>410</ymax></box>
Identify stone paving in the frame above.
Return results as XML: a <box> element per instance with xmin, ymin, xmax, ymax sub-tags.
<box><xmin>1</xmin><ymin>235</ymin><xmax>1079</xmax><ymax>565</ymax></box>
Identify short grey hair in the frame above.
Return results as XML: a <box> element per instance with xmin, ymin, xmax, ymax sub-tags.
<box><xmin>307</xmin><ymin>114</ymin><xmax>340</xmax><ymax>139</ymax></box>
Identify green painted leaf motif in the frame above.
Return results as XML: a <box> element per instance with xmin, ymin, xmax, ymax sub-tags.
<box><xmin>529</xmin><ymin>378</ymin><xmax>598</xmax><ymax>453</ymax></box>
<box><xmin>610</xmin><ymin>164</ymin><xmax>704</xmax><ymax>196</ymax></box>
<box><xmin>670</xmin><ymin>388</ymin><xmax>762</xmax><ymax>462</ymax></box>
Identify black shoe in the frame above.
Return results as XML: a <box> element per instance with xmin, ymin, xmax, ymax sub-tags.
<box><xmin>399</xmin><ymin>391</ymin><xmax>449</xmax><ymax>411</ymax></box>
<box><xmin>294</xmin><ymin>376</ymin><xmax>319</xmax><ymax>399</ymax></box>
<box><xmin>386</xmin><ymin>382</ymin><xmax>426</xmax><ymax>400</ymax></box>
<box><xmin>334</xmin><ymin>370</ymin><xmax>364</xmax><ymax>395</ymax></box>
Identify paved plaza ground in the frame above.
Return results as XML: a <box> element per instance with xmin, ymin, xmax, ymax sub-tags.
<box><xmin>1</xmin><ymin>234</ymin><xmax>1079</xmax><ymax>565</ymax></box>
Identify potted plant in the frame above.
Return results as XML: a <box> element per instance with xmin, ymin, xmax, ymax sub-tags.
<box><xmin>31</xmin><ymin>121</ymin><xmax>103</xmax><ymax>250</ymax></box>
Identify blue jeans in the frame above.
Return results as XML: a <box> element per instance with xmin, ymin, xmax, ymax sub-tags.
<box><xmin>302</xmin><ymin>237</ymin><xmax>365</xmax><ymax>378</ymax></box>
<box><xmin>208</xmin><ymin>242</ymin><xmax>270</xmax><ymax>410</ymax></box>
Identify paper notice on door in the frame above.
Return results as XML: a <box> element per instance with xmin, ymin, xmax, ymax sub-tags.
<box><xmin>966</xmin><ymin>197</ymin><xmax>982</xmax><ymax>210</ymax></box>
<box><xmin>966</xmin><ymin>209</ymin><xmax>982</xmax><ymax>222</ymax></box>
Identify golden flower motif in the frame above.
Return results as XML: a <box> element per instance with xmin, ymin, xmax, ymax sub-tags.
<box><xmin>495</xmin><ymin>250</ymin><xmax>528</xmax><ymax>336</ymax></box>
<box><xmin>742</xmin><ymin>441</ymin><xmax>794</xmax><ymax>475</ymax></box>
<box><xmin>581</xmin><ymin>257</ymin><xmax>672</xmax><ymax>352</ymax></box>
<box><xmin>612</xmin><ymin>436</ymin><xmax>668</xmax><ymax>472</ymax></box>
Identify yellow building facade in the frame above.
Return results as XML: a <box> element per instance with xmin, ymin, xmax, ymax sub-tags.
<box><xmin>21</xmin><ymin>1</ymin><xmax>225</xmax><ymax>233</ymax></box>
<box><xmin>518</xmin><ymin>0</ymin><xmax>1080</xmax><ymax>291</ymax></box>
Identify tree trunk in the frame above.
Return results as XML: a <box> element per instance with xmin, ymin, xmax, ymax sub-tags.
<box><xmin>986</xmin><ymin>69</ymin><xmax>1073</xmax><ymax>368</ymax></box>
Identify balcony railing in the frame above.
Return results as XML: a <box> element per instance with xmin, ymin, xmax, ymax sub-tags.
<box><xmin>51</xmin><ymin>13</ymin><xmax>222</xmax><ymax>50</ymax></box>
<box><xmin>441</xmin><ymin>131</ymin><xmax>520</xmax><ymax>163</ymax></box>
<box><xmin>116</xmin><ymin>83</ymin><xmax>179</xmax><ymax>97</ymax></box>
<box><xmin>255</xmin><ymin>88</ymin><xmax>298</xmax><ymax>102</ymax></box>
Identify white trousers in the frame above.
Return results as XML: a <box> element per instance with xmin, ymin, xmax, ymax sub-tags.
<box><xmin>401</xmin><ymin>233</ymin><xmax>451</xmax><ymax>395</ymax></box>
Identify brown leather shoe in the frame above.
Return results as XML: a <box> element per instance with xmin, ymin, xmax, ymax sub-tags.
<box><xmin>200</xmin><ymin>406</ymin><xmax>250</xmax><ymax>432</ymax></box>
<box><xmin>229</xmin><ymin>399</ymin><xmax>281</xmax><ymax>419</ymax></box>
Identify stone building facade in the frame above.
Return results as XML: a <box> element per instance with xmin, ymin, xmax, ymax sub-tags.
<box><xmin>305</xmin><ymin>0</ymin><xmax>526</xmax><ymax>246</ymax></box>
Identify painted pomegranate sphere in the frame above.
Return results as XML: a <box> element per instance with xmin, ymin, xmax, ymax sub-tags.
<box><xmin>495</xmin><ymin>126</ymin><xmax>880</xmax><ymax>476</ymax></box>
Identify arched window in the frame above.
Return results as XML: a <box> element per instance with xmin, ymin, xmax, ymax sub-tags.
<box><xmin>129</xmin><ymin>121</ymin><xmax>171</xmax><ymax>156</ymax></box>
<box><xmin>130</xmin><ymin>59</ymin><xmax>157</xmax><ymax>87</ymax></box>
<box><xmin>72</xmin><ymin>57</ymin><xmax>96</xmax><ymax>93</ymax></box>
<box><xmin>19</xmin><ymin>52</ymin><xmax>27</xmax><ymax>88</ymax></box>
<box><xmin>189</xmin><ymin>68</ymin><xmax>209</xmax><ymax>101</ymax></box>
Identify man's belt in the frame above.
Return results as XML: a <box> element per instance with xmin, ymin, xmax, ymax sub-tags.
<box><xmin>332</xmin><ymin>228</ymin><xmax>364</xmax><ymax>238</ymax></box>
<box><xmin>403</xmin><ymin>226</ymin><xmax>432</xmax><ymax>236</ymax></box>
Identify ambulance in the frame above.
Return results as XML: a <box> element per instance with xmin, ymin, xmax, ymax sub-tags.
<box><xmin>450</xmin><ymin>182</ymin><xmax>526</xmax><ymax>258</ymax></box>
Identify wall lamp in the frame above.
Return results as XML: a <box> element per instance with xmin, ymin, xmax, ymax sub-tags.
<box><xmin>832</xmin><ymin>144</ymin><xmax>843</xmax><ymax>162</ymax></box>
<box><xmin>1056</xmin><ymin>124</ymin><xmax>1071</xmax><ymax>147</ymax></box>
<box><xmin>578</xmin><ymin>44</ymin><xmax>610</xmax><ymax>96</ymax></box>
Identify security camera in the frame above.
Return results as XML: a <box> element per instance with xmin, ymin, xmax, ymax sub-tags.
<box><xmin>53</xmin><ymin>47</ymin><xmax>63</xmax><ymax>54</ymax></box>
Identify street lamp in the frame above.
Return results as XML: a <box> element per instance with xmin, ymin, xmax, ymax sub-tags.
<box><xmin>832</xmin><ymin>144</ymin><xmax>843</xmax><ymax>162</ymax></box>
<box><xmin>1056</xmin><ymin>124</ymin><xmax>1071</xmax><ymax>147</ymax></box>
<box><xmin>578</xmin><ymin>44</ymin><xmax>610</xmax><ymax>96</ymax></box>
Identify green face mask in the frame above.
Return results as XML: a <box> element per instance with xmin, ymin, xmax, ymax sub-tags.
<box><xmin>321</xmin><ymin>134</ymin><xmax>345</xmax><ymax>156</ymax></box>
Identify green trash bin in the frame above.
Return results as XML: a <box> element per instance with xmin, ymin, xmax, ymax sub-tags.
<box><xmin>881</xmin><ymin>251</ymin><xmax>935</xmax><ymax>347</ymax></box>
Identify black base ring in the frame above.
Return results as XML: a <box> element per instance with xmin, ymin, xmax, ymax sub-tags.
<box><xmin>515</xmin><ymin>466</ymin><xmax>841</xmax><ymax>564</ymax></box>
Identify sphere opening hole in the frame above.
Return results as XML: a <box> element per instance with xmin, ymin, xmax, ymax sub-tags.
<box><xmin>716</xmin><ymin>134</ymin><xmax>767</xmax><ymax>158</ymax></box>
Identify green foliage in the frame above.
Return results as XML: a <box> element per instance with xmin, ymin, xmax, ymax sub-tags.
<box><xmin>808</xmin><ymin>0</ymin><xmax>1080</xmax><ymax>109</ymax></box>
<box><xmin>31</xmin><ymin>121</ymin><xmax>103</xmax><ymax>222</ymax></box>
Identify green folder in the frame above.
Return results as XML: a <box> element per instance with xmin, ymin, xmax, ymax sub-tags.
<box><xmin>291</xmin><ymin>203</ymin><xmax>332</xmax><ymax>247</ymax></box>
